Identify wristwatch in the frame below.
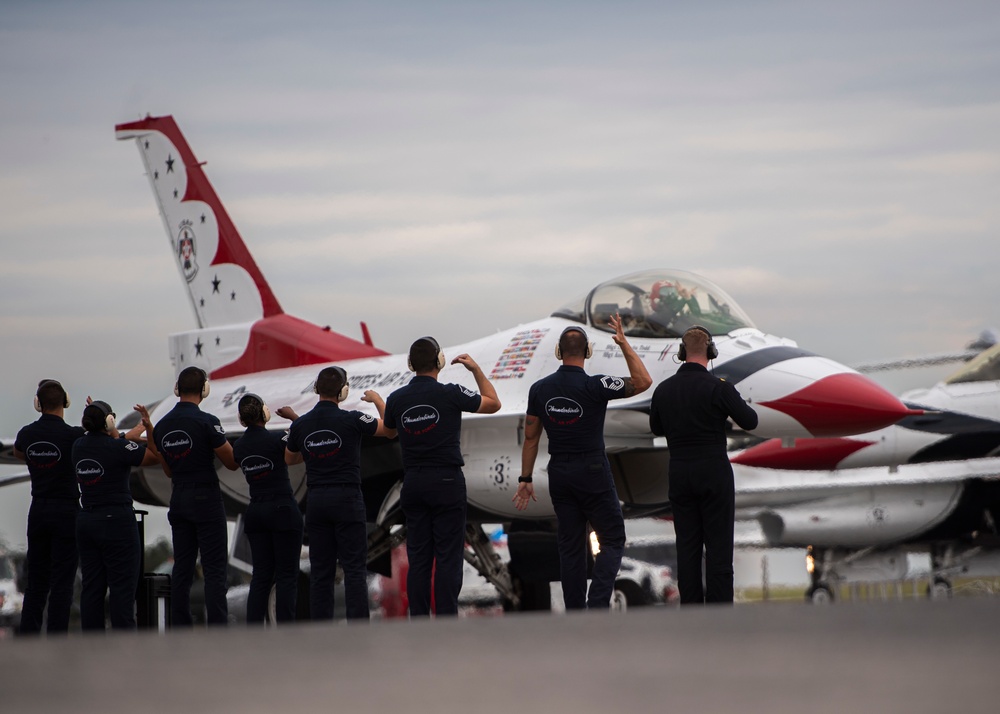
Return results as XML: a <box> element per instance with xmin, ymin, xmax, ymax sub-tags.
<box><xmin>518</xmin><ymin>475</ymin><xmax>533</xmax><ymax>484</ymax></box>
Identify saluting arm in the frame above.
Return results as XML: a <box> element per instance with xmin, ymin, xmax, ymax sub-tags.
<box><xmin>362</xmin><ymin>390</ymin><xmax>397</xmax><ymax>439</ymax></box>
<box><xmin>610</xmin><ymin>313</ymin><xmax>652</xmax><ymax>396</ymax></box>
<box><xmin>453</xmin><ymin>354</ymin><xmax>502</xmax><ymax>413</ymax></box>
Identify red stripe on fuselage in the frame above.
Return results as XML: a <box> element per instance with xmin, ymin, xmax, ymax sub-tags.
<box><xmin>731</xmin><ymin>437</ymin><xmax>876</xmax><ymax>470</ymax></box>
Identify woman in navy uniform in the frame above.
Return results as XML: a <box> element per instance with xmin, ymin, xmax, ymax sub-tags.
<box><xmin>383</xmin><ymin>337</ymin><xmax>501</xmax><ymax>617</ymax></box>
<box><xmin>281</xmin><ymin>367</ymin><xmax>394</xmax><ymax>622</ymax></box>
<box><xmin>232</xmin><ymin>393</ymin><xmax>303</xmax><ymax>624</ymax></box>
<box><xmin>72</xmin><ymin>400</ymin><xmax>162</xmax><ymax>630</ymax></box>
<box><xmin>13</xmin><ymin>379</ymin><xmax>85</xmax><ymax>634</ymax></box>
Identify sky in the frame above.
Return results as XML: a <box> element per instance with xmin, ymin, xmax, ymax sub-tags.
<box><xmin>2</xmin><ymin>0</ymin><xmax>999</xmax><ymax>548</ymax></box>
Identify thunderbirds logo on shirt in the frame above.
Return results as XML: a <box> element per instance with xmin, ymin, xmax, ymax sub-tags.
<box><xmin>240</xmin><ymin>456</ymin><xmax>274</xmax><ymax>481</ymax></box>
<box><xmin>401</xmin><ymin>405</ymin><xmax>440</xmax><ymax>435</ymax></box>
<box><xmin>160</xmin><ymin>430</ymin><xmax>193</xmax><ymax>459</ymax></box>
<box><xmin>25</xmin><ymin>441</ymin><xmax>61</xmax><ymax>469</ymax></box>
<box><xmin>305</xmin><ymin>430</ymin><xmax>342</xmax><ymax>459</ymax></box>
<box><xmin>545</xmin><ymin>397</ymin><xmax>583</xmax><ymax>426</ymax></box>
<box><xmin>75</xmin><ymin>459</ymin><xmax>104</xmax><ymax>486</ymax></box>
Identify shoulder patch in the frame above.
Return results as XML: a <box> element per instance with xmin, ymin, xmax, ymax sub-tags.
<box><xmin>214</xmin><ymin>424</ymin><xmax>226</xmax><ymax>435</ymax></box>
<box><xmin>125</xmin><ymin>441</ymin><xmax>140</xmax><ymax>451</ymax></box>
<box><xmin>460</xmin><ymin>385</ymin><xmax>477</xmax><ymax>398</ymax></box>
<box><xmin>359</xmin><ymin>414</ymin><xmax>375</xmax><ymax>424</ymax></box>
<box><xmin>282</xmin><ymin>432</ymin><xmax>289</xmax><ymax>443</ymax></box>
<box><xmin>600</xmin><ymin>375</ymin><xmax>625</xmax><ymax>391</ymax></box>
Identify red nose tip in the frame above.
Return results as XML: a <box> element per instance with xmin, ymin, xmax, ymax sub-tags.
<box><xmin>731</xmin><ymin>437</ymin><xmax>877</xmax><ymax>470</ymax></box>
<box><xmin>759</xmin><ymin>373</ymin><xmax>919</xmax><ymax>438</ymax></box>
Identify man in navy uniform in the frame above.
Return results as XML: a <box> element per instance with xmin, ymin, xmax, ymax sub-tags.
<box><xmin>383</xmin><ymin>337</ymin><xmax>501</xmax><ymax>617</ymax></box>
<box><xmin>154</xmin><ymin>366</ymin><xmax>237</xmax><ymax>626</ymax></box>
<box><xmin>514</xmin><ymin>315</ymin><xmax>651</xmax><ymax>610</ymax></box>
<box><xmin>13</xmin><ymin>379</ymin><xmax>84</xmax><ymax>634</ymax></box>
<box><xmin>648</xmin><ymin>325</ymin><xmax>758</xmax><ymax>604</ymax></box>
<box><xmin>281</xmin><ymin>367</ymin><xmax>394</xmax><ymax>621</ymax></box>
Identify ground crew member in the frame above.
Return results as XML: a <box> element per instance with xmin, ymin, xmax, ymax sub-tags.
<box><xmin>383</xmin><ymin>337</ymin><xmax>501</xmax><ymax>617</ymax></box>
<box><xmin>153</xmin><ymin>366</ymin><xmax>237</xmax><ymax>626</ymax></box>
<box><xmin>648</xmin><ymin>325</ymin><xmax>758</xmax><ymax>604</ymax></box>
<box><xmin>514</xmin><ymin>315</ymin><xmax>651</xmax><ymax>610</ymax></box>
<box><xmin>232</xmin><ymin>393</ymin><xmax>303</xmax><ymax>624</ymax></box>
<box><xmin>72</xmin><ymin>400</ymin><xmax>162</xmax><ymax>630</ymax></box>
<box><xmin>281</xmin><ymin>367</ymin><xmax>394</xmax><ymax>622</ymax></box>
<box><xmin>13</xmin><ymin>379</ymin><xmax>85</xmax><ymax>634</ymax></box>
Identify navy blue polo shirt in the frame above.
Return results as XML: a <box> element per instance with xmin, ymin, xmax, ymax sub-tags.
<box><xmin>15</xmin><ymin>414</ymin><xmax>86</xmax><ymax>499</ymax></box>
<box><xmin>286</xmin><ymin>401</ymin><xmax>378</xmax><ymax>487</ymax></box>
<box><xmin>153</xmin><ymin>401</ymin><xmax>228</xmax><ymax>487</ymax></box>
<box><xmin>233</xmin><ymin>425</ymin><xmax>294</xmax><ymax>498</ymax></box>
<box><xmin>72</xmin><ymin>433</ymin><xmax>146</xmax><ymax>508</ymax></box>
<box><xmin>383</xmin><ymin>376</ymin><xmax>482</xmax><ymax>468</ymax></box>
<box><xmin>526</xmin><ymin>365</ymin><xmax>631</xmax><ymax>456</ymax></box>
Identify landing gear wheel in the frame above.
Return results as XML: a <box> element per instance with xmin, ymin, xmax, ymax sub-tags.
<box><xmin>927</xmin><ymin>577</ymin><xmax>952</xmax><ymax>599</ymax></box>
<box><xmin>806</xmin><ymin>583</ymin><xmax>834</xmax><ymax>604</ymax></box>
<box><xmin>610</xmin><ymin>589</ymin><xmax>628</xmax><ymax>613</ymax></box>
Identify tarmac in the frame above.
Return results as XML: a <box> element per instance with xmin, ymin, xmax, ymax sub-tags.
<box><xmin>2</xmin><ymin>598</ymin><xmax>996</xmax><ymax>713</ymax></box>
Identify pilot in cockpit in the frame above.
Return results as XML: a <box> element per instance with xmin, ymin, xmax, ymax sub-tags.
<box><xmin>649</xmin><ymin>280</ymin><xmax>700</xmax><ymax>330</ymax></box>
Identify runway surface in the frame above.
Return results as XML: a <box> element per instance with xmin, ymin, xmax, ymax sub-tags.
<box><xmin>2</xmin><ymin>599</ymin><xmax>996</xmax><ymax>713</ymax></box>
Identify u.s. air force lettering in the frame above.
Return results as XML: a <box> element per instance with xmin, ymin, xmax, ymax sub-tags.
<box><xmin>401</xmin><ymin>405</ymin><xmax>439</xmax><ymax>435</ymax></box>
<box><xmin>304</xmin><ymin>430</ymin><xmax>342</xmax><ymax>458</ymax></box>
<box><xmin>545</xmin><ymin>397</ymin><xmax>583</xmax><ymax>425</ymax></box>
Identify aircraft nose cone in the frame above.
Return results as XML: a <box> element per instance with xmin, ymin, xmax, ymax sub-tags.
<box><xmin>758</xmin><ymin>372</ymin><xmax>918</xmax><ymax>437</ymax></box>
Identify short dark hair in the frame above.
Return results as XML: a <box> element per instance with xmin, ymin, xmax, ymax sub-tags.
<box><xmin>409</xmin><ymin>337</ymin><xmax>441</xmax><ymax>373</ymax></box>
<box><xmin>176</xmin><ymin>366</ymin><xmax>208</xmax><ymax>396</ymax></box>
<box><xmin>315</xmin><ymin>366</ymin><xmax>347</xmax><ymax>399</ymax></box>
<box><xmin>238</xmin><ymin>394</ymin><xmax>267</xmax><ymax>426</ymax></box>
<box><xmin>35</xmin><ymin>379</ymin><xmax>67</xmax><ymax>411</ymax></box>
<box><xmin>558</xmin><ymin>329</ymin><xmax>589</xmax><ymax>359</ymax></box>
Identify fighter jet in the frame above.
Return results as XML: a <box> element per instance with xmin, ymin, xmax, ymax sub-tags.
<box><xmin>730</xmin><ymin>343</ymin><xmax>1000</xmax><ymax>601</ymax></box>
<box><xmin>0</xmin><ymin>115</ymin><xmax>917</xmax><ymax>610</ymax></box>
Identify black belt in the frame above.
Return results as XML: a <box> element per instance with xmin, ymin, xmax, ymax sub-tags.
<box><xmin>81</xmin><ymin>503</ymin><xmax>133</xmax><ymax>512</ymax></box>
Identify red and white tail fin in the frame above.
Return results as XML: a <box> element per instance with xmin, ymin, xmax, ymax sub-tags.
<box><xmin>116</xmin><ymin>115</ymin><xmax>387</xmax><ymax>378</ymax></box>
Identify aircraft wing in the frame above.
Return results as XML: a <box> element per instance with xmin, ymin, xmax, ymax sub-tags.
<box><xmin>0</xmin><ymin>438</ymin><xmax>22</xmax><ymax>466</ymax></box>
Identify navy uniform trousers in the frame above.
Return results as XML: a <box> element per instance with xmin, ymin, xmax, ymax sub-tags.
<box><xmin>19</xmin><ymin>498</ymin><xmax>80</xmax><ymax>634</ymax></box>
<box><xmin>245</xmin><ymin>495</ymin><xmax>303</xmax><ymax>623</ymax></box>
<box><xmin>668</xmin><ymin>455</ymin><xmax>736</xmax><ymax>604</ymax></box>
<box><xmin>307</xmin><ymin>486</ymin><xmax>369</xmax><ymax>621</ymax></box>
<box><xmin>76</xmin><ymin>504</ymin><xmax>140</xmax><ymax>630</ymax></box>
<box><xmin>168</xmin><ymin>485</ymin><xmax>229</xmax><ymax>625</ymax></box>
<box><xmin>548</xmin><ymin>451</ymin><xmax>626</xmax><ymax>610</ymax></box>
<box><xmin>400</xmin><ymin>466</ymin><xmax>467</xmax><ymax>617</ymax></box>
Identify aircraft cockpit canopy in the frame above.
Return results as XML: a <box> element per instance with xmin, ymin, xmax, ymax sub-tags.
<box><xmin>945</xmin><ymin>343</ymin><xmax>1000</xmax><ymax>384</ymax></box>
<box><xmin>551</xmin><ymin>269</ymin><xmax>755</xmax><ymax>339</ymax></box>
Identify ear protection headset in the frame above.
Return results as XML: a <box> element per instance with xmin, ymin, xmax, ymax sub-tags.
<box><xmin>554</xmin><ymin>326</ymin><xmax>593</xmax><ymax>360</ymax></box>
<box><xmin>90</xmin><ymin>400</ymin><xmax>117</xmax><ymax>433</ymax></box>
<box><xmin>34</xmin><ymin>379</ymin><xmax>70</xmax><ymax>413</ymax></box>
<box><xmin>407</xmin><ymin>336</ymin><xmax>446</xmax><ymax>372</ymax></box>
<box><xmin>678</xmin><ymin>325</ymin><xmax>719</xmax><ymax>361</ymax></box>
<box><xmin>315</xmin><ymin>366</ymin><xmax>350</xmax><ymax>401</ymax></box>
<box><xmin>238</xmin><ymin>393</ymin><xmax>271</xmax><ymax>426</ymax></box>
<box><xmin>174</xmin><ymin>367</ymin><xmax>211</xmax><ymax>399</ymax></box>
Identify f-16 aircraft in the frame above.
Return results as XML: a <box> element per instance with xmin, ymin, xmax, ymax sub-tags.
<box><xmin>730</xmin><ymin>342</ymin><xmax>1000</xmax><ymax>601</ymax></box>
<box><xmin>0</xmin><ymin>115</ymin><xmax>918</xmax><ymax>609</ymax></box>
